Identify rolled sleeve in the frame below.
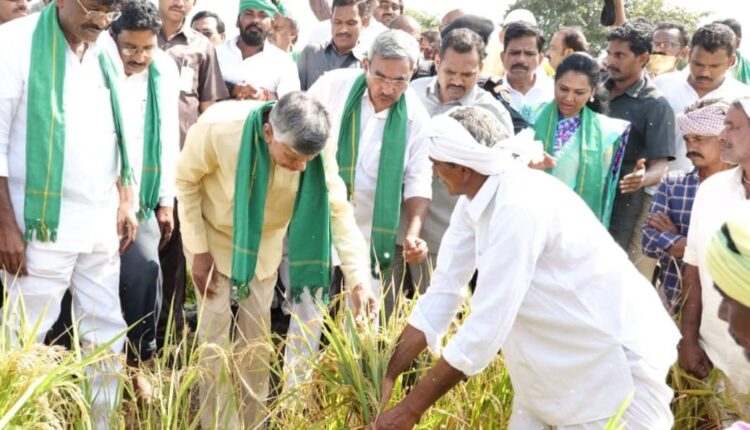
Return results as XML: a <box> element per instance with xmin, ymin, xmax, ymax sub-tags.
<box><xmin>323</xmin><ymin>138</ymin><xmax>370</xmax><ymax>288</ymax></box>
<box><xmin>402</xmin><ymin>108</ymin><xmax>432</xmax><ymax>200</ymax></box>
<box><xmin>407</xmin><ymin>198</ymin><xmax>476</xmax><ymax>355</ymax></box>
<box><xmin>175</xmin><ymin>122</ymin><xmax>216</xmax><ymax>254</ymax></box>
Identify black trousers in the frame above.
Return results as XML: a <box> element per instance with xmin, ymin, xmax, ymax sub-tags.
<box><xmin>156</xmin><ymin>203</ymin><xmax>185</xmax><ymax>348</ymax></box>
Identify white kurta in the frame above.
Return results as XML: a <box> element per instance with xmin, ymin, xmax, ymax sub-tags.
<box><xmin>307</xmin><ymin>68</ymin><xmax>433</xmax><ymax>260</ymax></box>
<box><xmin>216</xmin><ymin>36</ymin><xmax>300</xmax><ymax>97</ymax></box>
<box><xmin>654</xmin><ymin>70</ymin><xmax>750</xmax><ymax>171</ymax></box>
<box><xmin>504</xmin><ymin>69</ymin><xmax>555</xmax><ymax>112</ymax></box>
<box><xmin>684</xmin><ymin>166</ymin><xmax>750</xmax><ymax>393</ymax></box>
<box><xmin>0</xmin><ymin>14</ymin><xmax>120</xmax><ymax>253</ymax></box>
<box><xmin>100</xmin><ymin>34</ymin><xmax>180</xmax><ymax>216</ymax></box>
<box><xmin>408</xmin><ymin>166</ymin><xmax>680</xmax><ymax>426</ymax></box>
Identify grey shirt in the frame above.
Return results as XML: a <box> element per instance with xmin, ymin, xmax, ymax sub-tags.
<box><xmin>297</xmin><ymin>40</ymin><xmax>365</xmax><ymax>91</ymax></box>
<box><xmin>408</xmin><ymin>76</ymin><xmax>515</xmax><ymax>253</ymax></box>
<box><xmin>605</xmin><ymin>74</ymin><xmax>676</xmax><ymax>249</ymax></box>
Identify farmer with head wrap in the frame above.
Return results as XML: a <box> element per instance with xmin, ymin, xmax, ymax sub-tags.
<box><xmin>642</xmin><ymin>99</ymin><xmax>734</xmax><ymax>313</ymax></box>
<box><xmin>216</xmin><ymin>0</ymin><xmax>299</xmax><ymax>100</ymax></box>
<box><xmin>678</xmin><ymin>97</ymin><xmax>750</xmax><ymax>394</ymax></box>
<box><xmin>708</xmin><ymin>202</ymin><xmax>750</xmax><ymax>362</ymax></box>
<box><xmin>376</xmin><ymin>106</ymin><xmax>680</xmax><ymax>430</ymax></box>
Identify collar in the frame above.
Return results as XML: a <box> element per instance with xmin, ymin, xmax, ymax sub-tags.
<box><xmin>465</xmin><ymin>174</ymin><xmax>502</xmax><ymax>223</ymax></box>
<box><xmin>503</xmin><ymin>69</ymin><xmax>549</xmax><ymax>93</ymax></box>
<box><xmin>325</xmin><ymin>40</ymin><xmax>365</xmax><ymax>60</ymax></box>
<box><xmin>606</xmin><ymin>74</ymin><xmax>648</xmax><ymax>98</ymax></box>
<box><xmin>426</xmin><ymin>77</ymin><xmax>479</xmax><ymax>106</ymax></box>
<box><xmin>161</xmin><ymin>20</ymin><xmax>197</xmax><ymax>44</ymax></box>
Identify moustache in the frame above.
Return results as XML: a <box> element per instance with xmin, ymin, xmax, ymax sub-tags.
<box><xmin>695</xmin><ymin>76</ymin><xmax>712</xmax><ymax>82</ymax></box>
<box><xmin>127</xmin><ymin>61</ymin><xmax>147</xmax><ymax>68</ymax></box>
<box><xmin>446</xmin><ymin>84</ymin><xmax>464</xmax><ymax>90</ymax></box>
<box><xmin>82</xmin><ymin>23</ymin><xmax>105</xmax><ymax>32</ymax></box>
<box><xmin>244</xmin><ymin>24</ymin><xmax>262</xmax><ymax>32</ymax></box>
<box><xmin>335</xmin><ymin>32</ymin><xmax>351</xmax><ymax>38</ymax></box>
<box><xmin>511</xmin><ymin>64</ymin><xmax>529</xmax><ymax>71</ymax></box>
<box><xmin>607</xmin><ymin>66</ymin><xmax>621</xmax><ymax>73</ymax></box>
<box><xmin>686</xmin><ymin>151</ymin><xmax>704</xmax><ymax>159</ymax></box>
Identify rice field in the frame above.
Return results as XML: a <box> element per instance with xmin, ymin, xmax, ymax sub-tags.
<box><xmin>0</xmin><ymin>285</ymin><xmax>748</xmax><ymax>429</ymax></box>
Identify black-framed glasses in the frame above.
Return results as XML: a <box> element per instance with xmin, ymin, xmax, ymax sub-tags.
<box><xmin>74</xmin><ymin>0</ymin><xmax>121</xmax><ymax>22</ymax></box>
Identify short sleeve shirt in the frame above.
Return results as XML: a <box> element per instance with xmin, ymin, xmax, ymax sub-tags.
<box><xmin>606</xmin><ymin>75</ymin><xmax>676</xmax><ymax>177</ymax></box>
<box><xmin>158</xmin><ymin>24</ymin><xmax>229</xmax><ymax>146</ymax></box>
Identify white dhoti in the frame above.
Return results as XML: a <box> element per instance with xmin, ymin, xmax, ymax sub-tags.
<box><xmin>3</xmin><ymin>241</ymin><xmax>126</xmax><ymax>429</ymax></box>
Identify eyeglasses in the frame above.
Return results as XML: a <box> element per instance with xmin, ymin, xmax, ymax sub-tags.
<box><xmin>377</xmin><ymin>1</ymin><xmax>400</xmax><ymax>11</ymax></box>
<box><xmin>74</xmin><ymin>0</ymin><xmax>121</xmax><ymax>22</ymax></box>
<box><xmin>653</xmin><ymin>41</ymin><xmax>681</xmax><ymax>50</ymax></box>
<box><xmin>367</xmin><ymin>70</ymin><xmax>409</xmax><ymax>88</ymax></box>
<box><xmin>120</xmin><ymin>46</ymin><xmax>155</xmax><ymax>56</ymax></box>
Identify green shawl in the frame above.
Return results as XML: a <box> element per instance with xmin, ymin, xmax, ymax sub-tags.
<box><xmin>336</xmin><ymin>73</ymin><xmax>408</xmax><ymax>275</ymax></box>
<box><xmin>137</xmin><ymin>62</ymin><xmax>163</xmax><ymax>221</ymax></box>
<box><xmin>231</xmin><ymin>102</ymin><xmax>331</xmax><ymax>302</ymax></box>
<box><xmin>24</xmin><ymin>3</ymin><xmax>132</xmax><ymax>242</ymax></box>
<box><xmin>531</xmin><ymin>102</ymin><xmax>627</xmax><ymax>227</ymax></box>
<box><xmin>735</xmin><ymin>50</ymin><xmax>750</xmax><ymax>85</ymax></box>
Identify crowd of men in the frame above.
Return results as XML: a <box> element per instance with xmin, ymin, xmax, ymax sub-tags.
<box><xmin>0</xmin><ymin>0</ymin><xmax>749</xmax><ymax>429</ymax></box>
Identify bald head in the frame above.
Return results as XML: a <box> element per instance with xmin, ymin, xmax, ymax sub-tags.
<box><xmin>388</xmin><ymin>15</ymin><xmax>421</xmax><ymax>39</ymax></box>
<box><xmin>440</xmin><ymin>9</ymin><xmax>464</xmax><ymax>31</ymax></box>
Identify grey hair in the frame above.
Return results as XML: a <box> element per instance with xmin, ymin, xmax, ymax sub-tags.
<box><xmin>269</xmin><ymin>92</ymin><xmax>331</xmax><ymax>156</ymax></box>
<box><xmin>447</xmin><ymin>107</ymin><xmax>511</xmax><ymax>147</ymax></box>
<box><xmin>368</xmin><ymin>29</ymin><xmax>420</xmax><ymax>69</ymax></box>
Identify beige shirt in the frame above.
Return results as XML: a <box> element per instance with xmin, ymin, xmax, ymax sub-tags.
<box><xmin>176</xmin><ymin>100</ymin><xmax>370</xmax><ymax>288</ymax></box>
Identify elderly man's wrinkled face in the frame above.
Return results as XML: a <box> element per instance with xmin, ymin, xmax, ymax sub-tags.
<box><xmin>719</xmin><ymin>104</ymin><xmax>750</xmax><ymax>165</ymax></box>
<box><xmin>365</xmin><ymin>55</ymin><xmax>412</xmax><ymax>113</ymax></box>
<box><xmin>431</xmin><ymin>158</ymin><xmax>467</xmax><ymax>195</ymax></box>
<box><xmin>718</xmin><ymin>292</ymin><xmax>750</xmax><ymax>361</ymax></box>
<box><xmin>0</xmin><ymin>0</ymin><xmax>29</xmax><ymax>24</ymax></box>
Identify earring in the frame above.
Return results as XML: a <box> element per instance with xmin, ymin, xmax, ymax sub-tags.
<box><xmin>590</xmin><ymin>96</ymin><xmax>595</xmax><ymax>102</ymax></box>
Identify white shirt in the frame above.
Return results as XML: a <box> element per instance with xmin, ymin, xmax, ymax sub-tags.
<box><xmin>503</xmin><ymin>69</ymin><xmax>554</xmax><ymax>112</ymax></box>
<box><xmin>100</xmin><ymin>35</ymin><xmax>180</xmax><ymax>216</ymax></box>
<box><xmin>684</xmin><ymin>166</ymin><xmax>750</xmax><ymax>393</ymax></box>
<box><xmin>409</xmin><ymin>167</ymin><xmax>679</xmax><ymax>425</ymax></box>
<box><xmin>307</xmin><ymin>68</ymin><xmax>432</xmax><ymax>251</ymax></box>
<box><xmin>654</xmin><ymin>70</ymin><xmax>750</xmax><ymax>171</ymax></box>
<box><xmin>216</xmin><ymin>36</ymin><xmax>300</xmax><ymax>97</ymax></box>
<box><xmin>0</xmin><ymin>14</ymin><xmax>121</xmax><ymax>252</ymax></box>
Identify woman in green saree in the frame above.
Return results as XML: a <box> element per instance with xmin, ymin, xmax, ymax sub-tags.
<box><xmin>522</xmin><ymin>53</ymin><xmax>630</xmax><ymax>227</ymax></box>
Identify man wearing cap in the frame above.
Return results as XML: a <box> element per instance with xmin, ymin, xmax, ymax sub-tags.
<box><xmin>707</xmin><ymin>201</ymin><xmax>750</xmax><ymax>361</ymax></box>
<box><xmin>655</xmin><ymin>23</ymin><xmax>750</xmax><ymax>172</ymax></box>
<box><xmin>678</xmin><ymin>97</ymin><xmax>750</xmax><ymax>396</ymax></box>
<box><xmin>375</xmin><ymin>106</ymin><xmax>679</xmax><ymax>430</ymax></box>
<box><xmin>176</xmin><ymin>93</ymin><xmax>374</xmax><ymax>428</ymax></box>
<box><xmin>216</xmin><ymin>0</ymin><xmax>299</xmax><ymax>101</ymax></box>
<box><xmin>641</xmin><ymin>99</ymin><xmax>734</xmax><ymax>314</ymax></box>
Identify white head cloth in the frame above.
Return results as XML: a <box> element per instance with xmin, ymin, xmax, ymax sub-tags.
<box><xmin>677</xmin><ymin>101</ymin><xmax>729</xmax><ymax>137</ymax></box>
<box><xmin>427</xmin><ymin>114</ymin><xmax>542</xmax><ymax>174</ymax></box>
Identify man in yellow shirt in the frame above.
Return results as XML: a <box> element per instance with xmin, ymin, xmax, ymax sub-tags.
<box><xmin>176</xmin><ymin>92</ymin><xmax>374</xmax><ymax>429</ymax></box>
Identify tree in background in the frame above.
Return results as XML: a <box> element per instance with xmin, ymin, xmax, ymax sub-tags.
<box><xmin>405</xmin><ymin>8</ymin><xmax>440</xmax><ymax>31</ymax></box>
<box><xmin>508</xmin><ymin>0</ymin><xmax>707</xmax><ymax>54</ymax></box>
